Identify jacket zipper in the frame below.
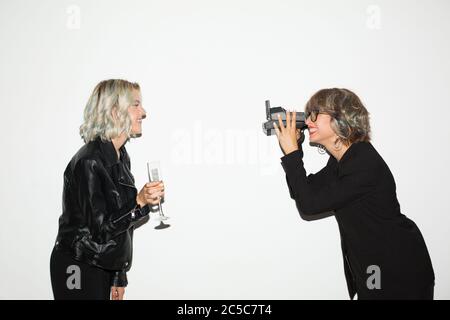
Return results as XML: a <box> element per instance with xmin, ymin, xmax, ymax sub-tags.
<box><xmin>118</xmin><ymin>180</ymin><xmax>136</xmax><ymax>189</ymax></box>
<box><xmin>112</xmin><ymin>176</ymin><xmax>138</xmax><ymax>224</ymax></box>
<box><xmin>112</xmin><ymin>207</ymin><xmax>137</xmax><ymax>224</ymax></box>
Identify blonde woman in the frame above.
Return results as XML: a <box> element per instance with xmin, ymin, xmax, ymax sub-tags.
<box><xmin>50</xmin><ymin>79</ymin><xmax>164</xmax><ymax>300</ymax></box>
<box><xmin>274</xmin><ymin>88</ymin><xmax>434</xmax><ymax>299</ymax></box>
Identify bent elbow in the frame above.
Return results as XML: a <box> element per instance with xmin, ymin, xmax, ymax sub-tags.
<box><xmin>295</xmin><ymin>201</ymin><xmax>335</xmax><ymax>221</ymax></box>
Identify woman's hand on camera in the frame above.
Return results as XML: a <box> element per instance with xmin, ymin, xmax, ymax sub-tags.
<box><xmin>136</xmin><ymin>181</ymin><xmax>165</xmax><ymax>207</ymax></box>
<box><xmin>273</xmin><ymin>111</ymin><xmax>300</xmax><ymax>155</ymax></box>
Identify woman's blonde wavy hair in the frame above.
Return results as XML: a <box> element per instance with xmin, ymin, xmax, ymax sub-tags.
<box><xmin>305</xmin><ymin>88</ymin><xmax>371</xmax><ymax>146</ymax></box>
<box><xmin>80</xmin><ymin>79</ymin><xmax>140</xmax><ymax>143</ymax></box>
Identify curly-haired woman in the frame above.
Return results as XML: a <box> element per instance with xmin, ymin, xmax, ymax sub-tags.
<box><xmin>50</xmin><ymin>79</ymin><xmax>165</xmax><ymax>300</ymax></box>
<box><xmin>274</xmin><ymin>88</ymin><xmax>435</xmax><ymax>300</ymax></box>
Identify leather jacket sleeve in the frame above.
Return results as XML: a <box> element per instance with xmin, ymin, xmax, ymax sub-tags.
<box><xmin>74</xmin><ymin>159</ymin><xmax>150</xmax><ymax>241</ymax></box>
<box><xmin>111</xmin><ymin>270</ymin><xmax>128</xmax><ymax>287</ymax></box>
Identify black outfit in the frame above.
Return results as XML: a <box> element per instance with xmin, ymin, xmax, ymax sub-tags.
<box><xmin>50</xmin><ymin>138</ymin><xmax>150</xmax><ymax>299</ymax></box>
<box><xmin>50</xmin><ymin>247</ymin><xmax>111</xmax><ymax>300</ymax></box>
<box><xmin>281</xmin><ymin>142</ymin><xmax>435</xmax><ymax>300</ymax></box>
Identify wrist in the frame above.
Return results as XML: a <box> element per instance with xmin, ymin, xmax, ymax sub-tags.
<box><xmin>284</xmin><ymin>146</ymin><xmax>299</xmax><ymax>155</ymax></box>
<box><xmin>136</xmin><ymin>195</ymin><xmax>146</xmax><ymax>208</ymax></box>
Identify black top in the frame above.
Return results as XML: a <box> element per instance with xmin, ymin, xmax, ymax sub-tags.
<box><xmin>281</xmin><ymin>142</ymin><xmax>434</xmax><ymax>299</ymax></box>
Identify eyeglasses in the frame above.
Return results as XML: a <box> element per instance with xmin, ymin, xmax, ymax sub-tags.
<box><xmin>305</xmin><ymin>109</ymin><xmax>320</xmax><ymax>122</ymax></box>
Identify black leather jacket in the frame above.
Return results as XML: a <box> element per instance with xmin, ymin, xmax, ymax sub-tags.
<box><xmin>53</xmin><ymin>138</ymin><xmax>150</xmax><ymax>287</ymax></box>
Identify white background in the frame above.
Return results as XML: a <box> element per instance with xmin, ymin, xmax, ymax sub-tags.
<box><xmin>1</xmin><ymin>0</ymin><xmax>449</xmax><ymax>299</ymax></box>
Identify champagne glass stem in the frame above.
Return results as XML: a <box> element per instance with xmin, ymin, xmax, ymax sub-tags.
<box><xmin>158</xmin><ymin>198</ymin><xmax>165</xmax><ymax>217</ymax></box>
<box><xmin>158</xmin><ymin>197</ymin><xmax>164</xmax><ymax>217</ymax></box>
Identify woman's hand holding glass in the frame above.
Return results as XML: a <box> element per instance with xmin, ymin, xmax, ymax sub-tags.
<box><xmin>136</xmin><ymin>181</ymin><xmax>165</xmax><ymax>207</ymax></box>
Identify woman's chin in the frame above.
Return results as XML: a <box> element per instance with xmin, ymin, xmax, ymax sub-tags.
<box><xmin>131</xmin><ymin>130</ymin><xmax>142</xmax><ymax>138</ymax></box>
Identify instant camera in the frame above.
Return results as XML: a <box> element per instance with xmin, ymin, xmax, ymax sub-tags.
<box><xmin>262</xmin><ymin>100</ymin><xmax>308</xmax><ymax>136</ymax></box>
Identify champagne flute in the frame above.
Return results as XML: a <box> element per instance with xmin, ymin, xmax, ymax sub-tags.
<box><xmin>147</xmin><ymin>161</ymin><xmax>170</xmax><ymax>229</ymax></box>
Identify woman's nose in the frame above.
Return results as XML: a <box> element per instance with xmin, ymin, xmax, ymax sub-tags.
<box><xmin>141</xmin><ymin>107</ymin><xmax>147</xmax><ymax>119</ymax></box>
<box><xmin>305</xmin><ymin>117</ymin><xmax>312</xmax><ymax>126</ymax></box>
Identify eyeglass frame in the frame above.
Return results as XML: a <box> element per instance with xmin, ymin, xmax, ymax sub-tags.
<box><xmin>304</xmin><ymin>109</ymin><xmax>334</xmax><ymax>122</ymax></box>
<box><xmin>304</xmin><ymin>109</ymin><xmax>321</xmax><ymax>122</ymax></box>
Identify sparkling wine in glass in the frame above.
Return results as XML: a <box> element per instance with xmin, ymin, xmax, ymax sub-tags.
<box><xmin>147</xmin><ymin>161</ymin><xmax>170</xmax><ymax>229</ymax></box>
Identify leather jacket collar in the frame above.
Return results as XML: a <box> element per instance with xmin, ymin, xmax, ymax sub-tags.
<box><xmin>96</xmin><ymin>137</ymin><xmax>128</xmax><ymax>168</ymax></box>
<box><xmin>94</xmin><ymin>137</ymin><xmax>135</xmax><ymax>188</ymax></box>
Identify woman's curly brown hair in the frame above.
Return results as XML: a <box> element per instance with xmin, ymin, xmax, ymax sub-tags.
<box><xmin>305</xmin><ymin>88</ymin><xmax>371</xmax><ymax>146</ymax></box>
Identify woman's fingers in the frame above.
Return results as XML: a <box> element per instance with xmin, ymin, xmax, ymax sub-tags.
<box><xmin>277</xmin><ymin>114</ymin><xmax>284</xmax><ymax>133</ymax></box>
<box><xmin>146</xmin><ymin>191</ymin><xmax>164</xmax><ymax>199</ymax></box>
<box><xmin>145</xmin><ymin>191</ymin><xmax>165</xmax><ymax>204</ymax></box>
<box><xmin>273</xmin><ymin>121</ymin><xmax>280</xmax><ymax>138</ymax></box>
<box><xmin>286</xmin><ymin>111</ymin><xmax>291</xmax><ymax>130</ymax></box>
<box><xmin>276</xmin><ymin>111</ymin><xmax>297</xmax><ymax>132</ymax></box>
<box><xmin>273</xmin><ymin>111</ymin><xmax>300</xmax><ymax>155</ymax></box>
<box><xmin>145</xmin><ymin>186</ymin><xmax>164</xmax><ymax>194</ymax></box>
<box><xmin>139</xmin><ymin>182</ymin><xmax>166</xmax><ymax>205</ymax></box>
<box><xmin>146</xmin><ymin>181</ymin><xmax>163</xmax><ymax>188</ymax></box>
<box><xmin>275</xmin><ymin>111</ymin><xmax>298</xmax><ymax>136</ymax></box>
<box><xmin>291</xmin><ymin>111</ymin><xmax>296</xmax><ymax>130</ymax></box>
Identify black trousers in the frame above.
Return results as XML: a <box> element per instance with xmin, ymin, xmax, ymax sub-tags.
<box><xmin>50</xmin><ymin>247</ymin><xmax>112</xmax><ymax>300</ymax></box>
